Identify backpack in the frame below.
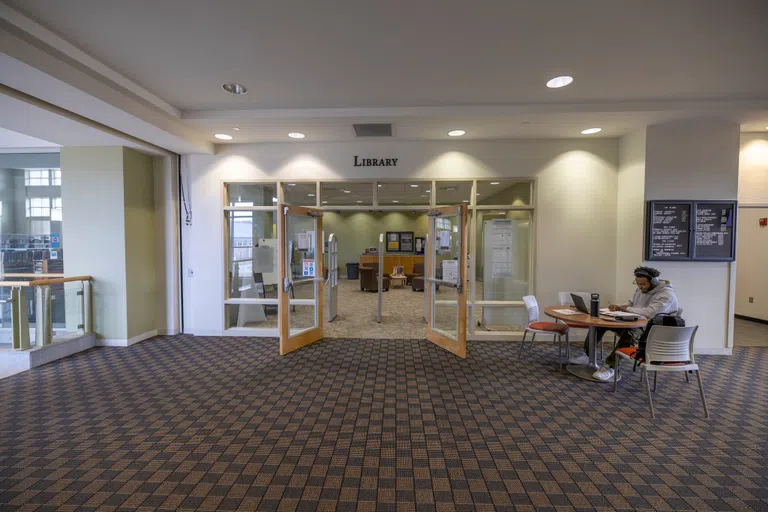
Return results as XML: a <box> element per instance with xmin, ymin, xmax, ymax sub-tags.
<box><xmin>633</xmin><ymin>313</ymin><xmax>686</xmax><ymax>370</ymax></box>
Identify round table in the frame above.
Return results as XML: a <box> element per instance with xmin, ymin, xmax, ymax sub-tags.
<box><xmin>544</xmin><ymin>306</ymin><xmax>648</xmax><ymax>383</ymax></box>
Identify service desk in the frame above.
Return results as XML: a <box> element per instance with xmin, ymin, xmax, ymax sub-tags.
<box><xmin>359</xmin><ymin>254</ymin><xmax>424</xmax><ymax>275</ymax></box>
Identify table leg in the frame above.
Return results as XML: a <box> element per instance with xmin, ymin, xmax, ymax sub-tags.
<box><xmin>567</xmin><ymin>325</ymin><xmax>619</xmax><ymax>383</ymax></box>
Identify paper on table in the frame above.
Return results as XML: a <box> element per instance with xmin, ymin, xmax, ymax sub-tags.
<box><xmin>552</xmin><ymin>308</ymin><xmax>582</xmax><ymax>316</ymax></box>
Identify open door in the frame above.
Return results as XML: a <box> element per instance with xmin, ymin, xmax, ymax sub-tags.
<box><xmin>426</xmin><ymin>205</ymin><xmax>468</xmax><ymax>358</ymax></box>
<box><xmin>279</xmin><ymin>204</ymin><xmax>323</xmax><ymax>355</ymax></box>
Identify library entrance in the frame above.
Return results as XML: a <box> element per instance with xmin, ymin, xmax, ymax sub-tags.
<box><xmin>277</xmin><ymin>204</ymin><xmax>469</xmax><ymax>358</ymax></box>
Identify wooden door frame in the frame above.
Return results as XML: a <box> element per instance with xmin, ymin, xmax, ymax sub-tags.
<box><xmin>426</xmin><ymin>204</ymin><xmax>468</xmax><ymax>359</ymax></box>
<box><xmin>279</xmin><ymin>204</ymin><xmax>324</xmax><ymax>355</ymax></box>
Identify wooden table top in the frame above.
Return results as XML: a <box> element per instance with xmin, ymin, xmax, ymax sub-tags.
<box><xmin>544</xmin><ymin>306</ymin><xmax>648</xmax><ymax>329</ymax></box>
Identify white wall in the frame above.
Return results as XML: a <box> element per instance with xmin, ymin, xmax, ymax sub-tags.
<box><xmin>644</xmin><ymin>120</ymin><xmax>740</xmax><ymax>354</ymax></box>
<box><xmin>615</xmin><ymin>130</ymin><xmax>647</xmax><ymax>302</ymax></box>
<box><xmin>182</xmin><ymin>139</ymin><xmax>619</xmax><ymax>335</ymax></box>
<box><xmin>735</xmin><ymin>133</ymin><xmax>768</xmax><ymax>320</ymax></box>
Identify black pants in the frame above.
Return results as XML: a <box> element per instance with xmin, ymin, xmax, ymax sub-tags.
<box><xmin>583</xmin><ymin>328</ymin><xmax>638</xmax><ymax>366</ymax></box>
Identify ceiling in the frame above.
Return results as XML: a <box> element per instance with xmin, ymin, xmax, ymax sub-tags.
<box><xmin>0</xmin><ymin>126</ymin><xmax>58</xmax><ymax>150</ymax></box>
<box><xmin>2</xmin><ymin>0</ymin><xmax>767</xmax><ymax>147</ymax></box>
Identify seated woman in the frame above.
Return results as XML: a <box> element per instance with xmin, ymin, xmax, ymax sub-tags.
<box><xmin>572</xmin><ymin>266</ymin><xmax>679</xmax><ymax>381</ymax></box>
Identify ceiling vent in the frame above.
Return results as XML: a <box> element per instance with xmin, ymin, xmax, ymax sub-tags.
<box><xmin>353</xmin><ymin>123</ymin><xmax>392</xmax><ymax>137</ymax></box>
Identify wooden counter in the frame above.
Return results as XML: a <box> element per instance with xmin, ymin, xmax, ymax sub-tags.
<box><xmin>360</xmin><ymin>254</ymin><xmax>424</xmax><ymax>274</ymax></box>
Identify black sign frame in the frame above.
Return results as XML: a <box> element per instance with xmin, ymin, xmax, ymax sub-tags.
<box><xmin>691</xmin><ymin>200</ymin><xmax>738</xmax><ymax>262</ymax></box>
<box><xmin>645</xmin><ymin>200</ymin><xmax>693</xmax><ymax>261</ymax></box>
<box><xmin>645</xmin><ymin>200</ymin><xmax>738</xmax><ymax>262</ymax></box>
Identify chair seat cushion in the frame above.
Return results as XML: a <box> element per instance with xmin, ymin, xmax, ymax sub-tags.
<box><xmin>528</xmin><ymin>321</ymin><xmax>569</xmax><ymax>334</ymax></box>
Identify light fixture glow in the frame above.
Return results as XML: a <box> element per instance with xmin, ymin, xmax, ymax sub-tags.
<box><xmin>233</xmin><ymin>127</ymin><xmax>240</xmax><ymax>131</ymax></box>
<box><xmin>272</xmin><ymin>197</ymin><xmax>277</xmax><ymax>202</ymax></box>
<box><xmin>490</xmin><ymin>181</ymin><xmax>500</xmax><ymax>185</ymax></box>
<box><xmin>425</xmin><ymin>189</ymin><xmax>430</xmax><ymax>193</ymax></box>
<box><xmin>546</xmin><ymin>76</ymin><xmax>573</xmax><ymax>88</ymax></box>
<box><xmin>214</xmin><ymin>133</ymin><xmax>233</xmax><ymax>140</ymax></box>
<box><xmin>308</xmin><ymin>193</ymin><xmax>315</xmax><ymax>197</ymax></box>
<box><xmin>343</xmin><ymin>190</ymin><xmax>351</xmax><ymax>193</ymax></box>
<box><xmin>448</xmin><ymin>129</ymin><xmax>466</xmax><ymax>137</ymax></box>
<box><xmin>287</xmin><ymin>183</ymin><xmax>296</xmax><ymax>186</ymax></box>
<box><xmin>288</xmin><ymin>132</ymin><xmax>305</xmax><ymax>139</ymax></box>
<box><xmin>462</xmin><ymin>200</ymin><xmax>469</xmax><ymax>203</ymax></box>
<box><xmin>377</xmin><ymin>184</ymin><xmax>383</xmax><ymax>187</ymax></box>
<box><xmin>356</xmin><ymin>200</ymin><xmax>362</xmax><ymax>203</ymax></box>
<box><xmin>392</xmin><ymin>200</ymin><xmax>399</xmax><ymax>203</ymax></box>
<box><xmin>410</xmin><ymin>184</ymin><xmax>419</xmax><ymax>188</ymax></box>
<box><xmin>581</xmin><ymin>127</ymin><xmax>602</xmax><ymax>135</ymax></box>
<box><xmin>322</xmin><ymin>200</ymin><xmax>328</xmax><ymax>204</ymax></box>
<box><xmin>222</xmin><ymin>83</ymin><xmax>247</xmax><ymax>95</ymax></box>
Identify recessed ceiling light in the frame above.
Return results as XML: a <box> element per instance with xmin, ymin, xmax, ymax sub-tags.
<box><xmin>448</xmin><ymin>129</ymin><xmax>466</xmax><ymax>137</ymax></box>
<box><xmin>476</xmin><ymin>193</ymin><xmax>480</xmax><ymax>196</ymax></box>
<box><xmin>322</xmin><ymin>200</ymin><xmax>328</xmax><ymax>204</ymax></box>
<box><xmin>356</xmin><ymin>200</ymin><xmax>362</xmax><ymax>203</ymax></box>
<box><xmin>233</xmin><ymin>127</ymin><xmax>240</xmax><ymax>131</ymax></box>
<box><xmin>462</xmin><ymin>200</ymin><xmax>469</xmax><ymax>203</ymax></box>
<box><xmin>222</xmin><ymin>83</ymin><xmax>247</xmax><ymax>95</ymax></box>
<box><xmin>410</xmin><ymin>184</ymin><xmax>419</xmax><ymax>188</ymax></box>
<box><xmin>425</xmin><ymin>189</ymin><xmax>431</xmax><ymax>193</ymax></box>
<box><xmin>214</xmin><ymin>133</ymin><xmax>233</xmax><ymax>140</ymax></box>
<box><xmin>446</xmin><ymin>187</ymin><xmax>456</xmax><ymax>191</ymax></box>
<box><xmin>343</xmin><ymin>190</ymin><xmax>351</xmax><ymax>193</ymax></box>
<box><xmin>490</xmin><ymin>181</ymin><xmax>500</xmax><ymax>185</ymax></box>
<box><xmin>377</xmin><ymin>184</ymin><xmax>383</xmax><ymax>188</ymax></box>
<box><xmin>308</xmin><ymin>193</ymin><xmax>315</xmax><ymax>197</ymax></box>
<box><xmin>546</xmin><ymin>76</ymin><xmax>573</xmax><ymax>88</ymax></box>
<box><xmin>287</xmin><ymin>183</ymin><xmax>296</xmax><ymax>186</ymax></box>
<box><xmin>392</xmin><ymin>200</ymin><xmax>399</xmax><ymax>203</ymax></box>
<box><xmin>288</xmin><ymin>132</ymin><xmax>305</xmax><ymax>139</ymax></box>
<box><xmin>581</xmin><ymin>128</ymin><xmax>602</xmax><ymax>135</ymax></box>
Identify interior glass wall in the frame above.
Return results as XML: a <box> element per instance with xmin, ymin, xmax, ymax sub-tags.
<box><xmin>222</xmin><ymin>178</ymin><xmax>534</xmax><ymax>337</ymax></box>
<box><xmin>0</xmin><ymin>153</ymin><xmax>73</xmax><ymax>347</ymax></box>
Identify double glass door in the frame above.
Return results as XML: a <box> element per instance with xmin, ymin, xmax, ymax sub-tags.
<box><xmin>279</xmin><ymin>205</ymin><xmax>323</xmax><ymax>354</ymax></box>
<box><xmin>426</xmin><ymin>205</ymin><xmax>468</xmax><ymax>358</ymax></box>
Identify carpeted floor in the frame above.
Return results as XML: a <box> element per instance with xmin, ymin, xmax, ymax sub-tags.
<box><xmin>0</xmin><ymin>336</ymin><xmax>765</xmax><ymax>511</ymax></box>
<box><xmin>734</xmin><ymin>318</ymin><xmax>768</xmax><ymax>347</ymax></box>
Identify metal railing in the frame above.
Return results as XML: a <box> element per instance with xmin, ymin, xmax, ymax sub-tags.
<box><xmin>0</xmin><ymin>275</ymin><xmax>92</xmax><ymax>350</ymax></box>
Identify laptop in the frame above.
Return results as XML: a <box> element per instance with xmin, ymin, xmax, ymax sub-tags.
<box><xmin>570</xmin><ymin>293</ymin><xmax>590</xmax><ymax>314</ymax></box>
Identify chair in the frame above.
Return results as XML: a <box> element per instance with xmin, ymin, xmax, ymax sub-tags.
<box><xmin>405</xmin><ymin>262</ymin><xmax>424</xmax><ymax>285</ymax></box>
<box><xmin>557</xmin><ymin>291</ymin><xmax>600</xmax><ymax>358</ymax></box>
<box><xmin>519</xmin><ymin>295</ymin><xmax>570</xmax><ymax>368</ymax></box>
<box><xmin>614</xmin><ymin>325</ymin><xmax>709</xmax><ymax>419</ymax></box>
<box><xmin>359</xmin><ymin>264</ymin><xmax>390</xmax><ymax>292</ymax></box>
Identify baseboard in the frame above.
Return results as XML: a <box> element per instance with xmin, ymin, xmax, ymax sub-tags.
<box><xmin>158</xmin><ymin>328</ymin><xmax>180</xmax><ymax>336</ymax></box>
<box><xmin>1</xmin><ymin>333</ymin><xmax>97</xmax><ymax>379</ymax></box>
<box><xmin>98</xmin><ymin>329</ymin><xmax>159</xmax><ymax>347</ymax></box>
<box><xmin>735</xmin><ymin>314</ymin><xmax>768</xmax><ymax>326</ymax></box>
<box><xmin>694</xmin><ymin>347</ymin><xmax>733</xmax><ymax>356</ymax></box>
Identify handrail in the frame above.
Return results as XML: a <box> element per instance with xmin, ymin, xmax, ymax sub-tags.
<box><xmin>0</xmin><ymin>276</ymin><xmax>92</xmax><ymax>287</ymax></box>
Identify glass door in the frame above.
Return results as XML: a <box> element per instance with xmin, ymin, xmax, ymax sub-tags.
<box><xmin>279</xmin><ymin>205</ymin><xmax>323</xmax><ymax>354</ymax></box>
<box><xmin>426</xmin><ymin>205</ymin><xmax>468</xmax><ymax>358</ymax></box>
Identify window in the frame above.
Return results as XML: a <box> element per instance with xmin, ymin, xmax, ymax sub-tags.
<box><xmin>26</xmin><ymin>198</ymin><xmax>51</xmax><ymax>217</ymax></box>
<box><xmin>476</xmin><ymin>180</ymin><xmax>531</xmax><ymax>206</ymax></box>
<box><xmin>52</xmin><ymin>170</ymin><xmax>62</xmax><ymax>186</ymax></box>
<box><xmin>25</xmin><ymin>169</ymin><xmax>50</xmax><ymax>186</ymax></box>
<box><xmin>282</xmin><ymin>182</ymin><xmax>317</xmax><ymax>206</ymax></box>
<box><xmin>226</xmin><ymin>183</ymin><xmax>277</xmax><ymax>207</ymax></box>
<box><xmin>320</xmin><ymin>182</ymin><xmax>373</xmax><ymax>206</ymax></box>
<box><xmin>377</xmin><ymin>181</ymin><xmax>431</xmax><ymax>205</ymax></box>
<box><xmin>30</xmin><ymin>220</ymin><xmax>51</xmax><ymax>235</ymax></box>
<box><xmin>436</xmin><ymin>181</ymin><xmax>472</xmax><ymax>205</ymax></box>
<box><xmin>51</xmin><ymin>198</ymin><xmax>62</xmax><ymax>221</ymax></box>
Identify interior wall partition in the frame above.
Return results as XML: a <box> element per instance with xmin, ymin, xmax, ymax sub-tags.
<box><xmin>221</xmin><ymin>178</ymin><xmax>534</xmax><ymax>338</ymax></box>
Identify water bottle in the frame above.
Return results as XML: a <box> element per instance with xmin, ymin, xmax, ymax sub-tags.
<box><xmin>590</xmin><ymin>293</ymin><xmax>600</xmax><ymax>318</ymax></box>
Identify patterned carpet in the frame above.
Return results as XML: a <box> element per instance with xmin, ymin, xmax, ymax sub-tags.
<box><xmin>0</xmin><ymin>336</ymin><xmax>766</xmax><ymax>511</ymax></box>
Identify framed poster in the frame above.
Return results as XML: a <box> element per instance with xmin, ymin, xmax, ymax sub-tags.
<box><xmin>386</xmin><ymin>232</ymin><xmax>400</xmax><ymax>252</ymax></box>
<box><xmin>414</xmin><ymin>237</ymin><xmax>425</xmax><ymax>255</ymax></box>
<box><xmin>399</xmin><ymin>232</ymin><xmax>414</xmax><ymax>252</ymax></box>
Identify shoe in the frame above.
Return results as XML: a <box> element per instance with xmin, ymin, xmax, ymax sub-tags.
<box><xmin>592</xmin><ymin>365</ymin><xmax>615</xmax><ymax>381</ymax></box>
<box><xmin>570</xmin><ymin>354</ymin><xmax>589</xmax><ymax>365</ymax></box>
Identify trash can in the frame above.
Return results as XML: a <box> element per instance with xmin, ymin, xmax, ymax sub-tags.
<box><xmin>346</xmin><ymin>263</ymin><xmax>359</xmax><ymax>280</ymax></box>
